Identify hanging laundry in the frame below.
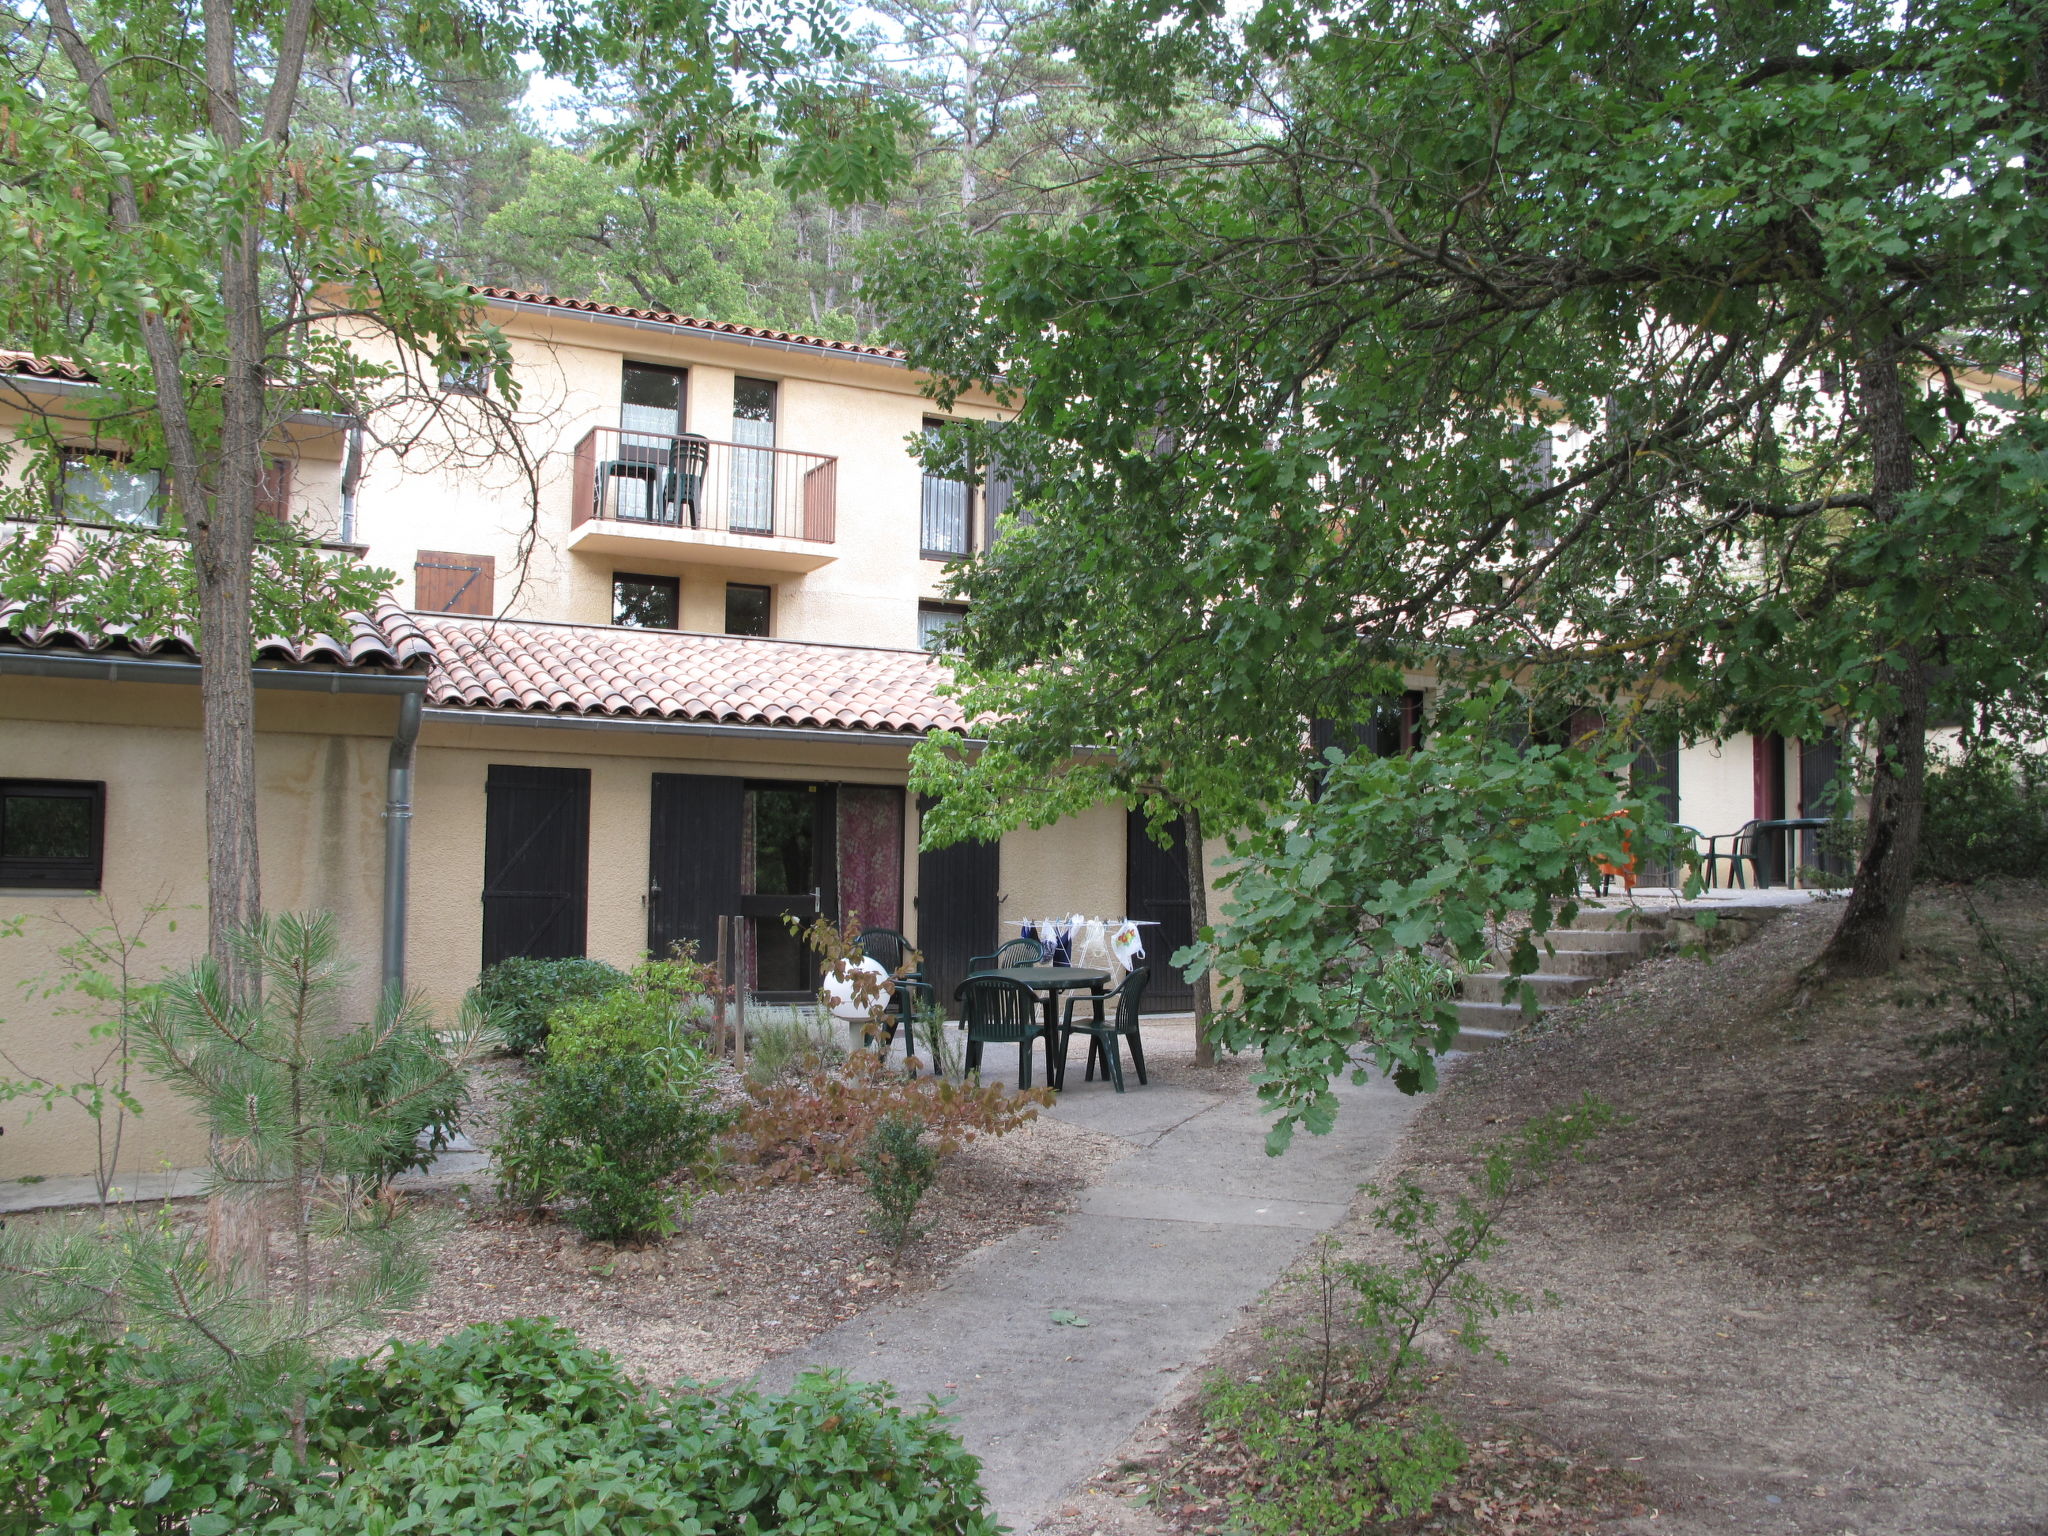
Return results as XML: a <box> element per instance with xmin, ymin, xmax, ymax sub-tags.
<box><xmin>1110</xmin><ymin>921</ymin><xmax>1146</xmax><ymax>972</ymax></box>
<box><xmin>1073</xmin><ymin>917</ymin><xmax>1113</xmax><ymax>973</ymax></box>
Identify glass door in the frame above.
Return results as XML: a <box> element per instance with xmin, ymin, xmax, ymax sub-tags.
<box><xmin>614</xmin><ymin>363</ymin><xmax>688</xmax><ymax>522</ymax></box>
<box><xmin>739</xmin><ymin>782</ymin><xmax>834</xmax><ymax>996</ymax></box>
<box><xmin>730</xmin><ymin>377</ymin><xmax>777</xmax><ymax>533</ymax></box>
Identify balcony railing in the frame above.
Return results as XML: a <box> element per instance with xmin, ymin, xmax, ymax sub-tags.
<box><xmin>571</xmin><ymin>426</ymin><xmax>837</xmax><ymax>543</ymax></box>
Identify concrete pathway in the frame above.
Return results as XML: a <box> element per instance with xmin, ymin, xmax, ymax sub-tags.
<box><xmin>754</xmin><ymin>1026</ymin><xmax>1420</xmax><ymax>1532</ymax></box>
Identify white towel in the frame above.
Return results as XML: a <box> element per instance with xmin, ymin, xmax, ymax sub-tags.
<box><xmin>1073</xmin><ymin>918</ymin><xmax>1113</xmax><ymax>973</ymax></box>
<box><xmin>1110</xmin><ymin>921</ymin><xmax>1145</xmax><ymax>971</ymax></box>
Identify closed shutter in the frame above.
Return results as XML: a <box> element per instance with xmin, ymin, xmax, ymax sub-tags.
<box><xmin>416</xmin><ymin>550</ymin><xmax>496</xmax><ymax>615</ymax></box>
<box><xmin>648</xmin><ymin>774</ymin><xmax>744</xmax><ymax>962</ymax></box>
<box><xmin>256</xmin><ymin>458</ymin><xmax>291</xmax><ymax>524</ymax></box>
<box><xmin>481</xmin><ymin>765</ymin><xmax>591</xmax><ymax>968</ymax></box>
<box><xmin>914</xmin><ymin>795</ymin><xmax>1000</xmax><ymax>1006</ymax></box>
<box><xmin>1127</xmin><ymin>810</ymin><xmax>1194</xmax><ymax>1012</ymax></box>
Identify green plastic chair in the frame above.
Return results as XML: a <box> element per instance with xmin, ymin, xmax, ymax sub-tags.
<box><xmin>1057</xmin><ymin>968</ymin><xmax>1152</xmax><ymax>1092</ymax></box>
<box><xmin>967</xmin><ymin>938</ymin><xmax>1043</xmax><ymax>973</ymax></box>
<box><xmin>954</xmin><ymin>974</ymin><xmax>1054</xmax><ymax>1089</ymax></box>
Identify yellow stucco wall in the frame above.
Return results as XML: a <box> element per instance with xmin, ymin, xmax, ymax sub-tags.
<box><xmin>0</xmin><ymin>676</ymin><xmax>393</xmax><ymax>1181</ymax></box>
<box><xmin>343</xmin><ymin>306</ymin><xmax>1008</xmax><ymax>651</ymax></box>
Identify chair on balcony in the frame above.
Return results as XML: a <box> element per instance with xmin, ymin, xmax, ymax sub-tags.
<box><xmin>597</xmin><ymin>433</ymin><xmax>709</xmax><ymax>526</ymax></box>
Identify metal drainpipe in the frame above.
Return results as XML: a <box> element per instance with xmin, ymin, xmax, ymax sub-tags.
<box><xmin>339</xmin><ymin>417</ymin><xmax>365</xmax><ymax>546</ymax></box>
<box><xmin>381</xmin><ymin>688</ymin><xmax>423</xmax><ymax>999</ymax></box>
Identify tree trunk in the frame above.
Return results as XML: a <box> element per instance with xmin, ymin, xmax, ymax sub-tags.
<box><xmin>1184</xmin><ymin>803</ymin><xmax>1217</xmax><ymax>1068</ymax></box>
<box><xmin>1815</xmin><ymin>334</ymin><xmax>1926</xmax><ymax>978</ymax></box>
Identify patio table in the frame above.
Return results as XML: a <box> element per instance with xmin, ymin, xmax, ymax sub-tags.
<box><xmin>988</xmin><ymin>964</ymin><xmax>1109</xmax><ymax>1089</ymax></box>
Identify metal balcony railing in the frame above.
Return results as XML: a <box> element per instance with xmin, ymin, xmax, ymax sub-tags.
<box><xmin>571</xmin><ymin>426</ymin><xmax>837</xmax><ymax>543</ymax></box>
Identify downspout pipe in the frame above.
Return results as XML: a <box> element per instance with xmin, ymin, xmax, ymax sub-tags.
<box><xmin>381</xmin><ymin>686</ymin><xmax>423</xmax><ymax>1000</ymax></box>
<box><xmin>338</xmin><ymin>417</ymin><xmax>366</xmax><ymax>546</ymax></box>
<box><xmin>0</xmin><ymin>648</ymin><xmax>429</xmax><ymax>994</ymax></box>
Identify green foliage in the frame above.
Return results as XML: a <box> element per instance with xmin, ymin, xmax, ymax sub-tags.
<box><xmin>0</xmin><ymin>1332</ymin><xmax>289</xmax><ymax>1535</ymax></box>
<box><xmin>1925</xmin><ymin>903</ymin><xmax>2048</xmax><ymax>1176</ymax></box>
<box><xmin>471</xmin><ymin>147</ymin><xmax>792</xmax><ymax>325</ymax></box>
<box><xmin>472</xmin><ymin>957</ymin><xmax>629</xmax><ymax>1058</ymax></box>
<box><xmin>0</xmin><ymin>1319</ymin><xmax>1001</xmax><ymax>1535</ymax></box>
<box><xmin>494</xmin><ymin>1020</ymin><xmax>727</xmax><ymax>1242</ymax></box>
<box><xmin>859</xmin><ymin>1113</ymin><xmax>941</xmax><ymax>1254</ymax></box>
<box><xmin>1196</xmin><ymin>697</ymin><xmax>1689</xmax><ymax>1151</ymax></box>
<box><xmin>1195</xmin><ymin>1099</ymin><xmax>1615</xmax><ymax>1531</ymax></box>
<box><xmin>887</xmin><ymin>0</ymin><xmax>2048</xmax><ymax>1048</ymax></box>
<box><xmin>0</xmin><ymin>914</ymin><xmax>488</xmax><ymax>1377</ymax></box>
<box><xmin>1201</xmin><ymin>1370</ymin><xmax>1468</xmax><ymax>1534</ymax></box>
<box><xmin>1917</xmin><ymin>742</ymin><xmax>2048</xmax><ymax>883</ymax></box>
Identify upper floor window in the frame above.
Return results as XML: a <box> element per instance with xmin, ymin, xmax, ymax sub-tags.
<box><xmin>917</xmin><ymin>602</ymin><xmax>965</xmax><ymax>652</ymax></box>
<box><xmin>439</xmin><ymin>351</ymin><xmax>491</xmax><ymax>397</ymax></box>
<box><xmin>732</xmin><ymin>378</ymin><xmax>778</xmax><ymax>534</ymax></box>
<box><xmin>0</xmin><ymin>779</ymin><xmax>104</xmax><ymax>890</ymax></box>
<box><xmin>920</xmin><ymin>419</ymin><xmax>973</xmax><ymax>558</ymax></box>
<box><xmin>622</xmin><ymin>361</ymin><xmax>688</xmax><ymax>439</ymax></box>
<box><xmin>60</xmin><ymin>449</ymin><xmax>159</xmax><ymax>527</ymax></box>
<box><xmin>725</xmin><ymin>582</ymin><xmax>770</xmax><ymax>637</ymax></box>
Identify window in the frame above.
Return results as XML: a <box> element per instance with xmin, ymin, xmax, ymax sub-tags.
<box><xmin>415</xmin><ymin>551</ymin><xmax>495</xmax><ymax>615</ymax></box>
<box><xmin>731</xmin><ymin>378</ymin><xmax>777</xmax><ymax>534</ymax></box>
<box><xmin>920</xmin><ymin>419</ymin><xmax>973</xmax><ymax>558</ymax></box>
<box><xmin>917</xmin><ymin>603</ymin><xmax>965</xmax><ymax>652</ymax></box>
<box><xmin>614</xmin><ymin>572</ymin><xmax>680</xmax><ymax>629</ymax></box>
<box><xmin>621</xmin><ymin>362</ymin><xmax>688</xmax><ymax>438</ymax></box>
<box><xmin>60</xmin><ymin>450</ymin><xmax>160</xmax><ymax>527</ymax></box>
<box><xmin>725</xmin><ymin>583</ymin><xmax>770</xmax><ymax>637</ymax></box>
<box><xmin>0</xmin><ymin>780</ymin><xmax>104</xmax><ymax>890</ymax></box>
<box><xmin>439</xmin><ymin>351</ymin><xmax>491</xmax><ymax>396</ymax></box>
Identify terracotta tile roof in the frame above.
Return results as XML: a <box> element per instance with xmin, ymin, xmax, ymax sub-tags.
<box><xmin>471</xmin><ymin>286</ymin><xmax>908</xmax><ymax>363</ymax></box>
<box><xmin>0</xmin><ymin>527</ymin><xmax>434</xmax><ymax>670</ymax></box>
<box><xmin>2</xmin><ymin>526</ymin><xmax>961</xmax><ymax>734</ymax></box>
<box><xmin>0</xmin><ymin>350</ymin><xmax>95</xmax><ymax>382</ymax></box>
<box><xmin>416</xmin><ymin>614</ymin><xmax>962</xmax><ymax>734</ymax></box>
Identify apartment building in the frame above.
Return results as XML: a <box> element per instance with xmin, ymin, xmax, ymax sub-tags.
<box><xmin>0</xmin><ymin>289</ymin><xmax>1828</xmax><ymax>1180</ymax></box>
<box><xmin>0</xmin><ymin>293</ymin><xmax>1200</xmax><ymax>1180</ymax></box>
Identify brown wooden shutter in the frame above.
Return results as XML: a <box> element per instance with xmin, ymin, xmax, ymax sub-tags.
<box><xmin>415</xmin><ymin>550</ymin><xmax>496</xmax><ymax>615</ymax></box>
<box><xmin>255</xmin><ymin>458</ymin><xmax>292</xmax><ymax>524</ymax></box>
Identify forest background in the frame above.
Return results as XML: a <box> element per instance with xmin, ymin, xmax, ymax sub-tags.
<box><xmin>365</xmin><ymin>0</ymin><xmax>1212</xmax><ymax>338</ymax></box>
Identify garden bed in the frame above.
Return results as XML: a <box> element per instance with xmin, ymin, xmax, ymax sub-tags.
<box><xmin>380</xmin><ymin>1073</ymin><xmax>1133</xmax><ymax>1387</ymax></box>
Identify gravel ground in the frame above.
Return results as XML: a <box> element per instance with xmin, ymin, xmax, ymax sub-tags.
<box><xmin>1036</xmin><ymin>886</ymin><xmax>2048</xmax><ymax>1536</ymax></box>
<box><xmin>381</xmin><ymin>1082</ymin><xmax>1136</xmax><ymax>1388</ymax></box>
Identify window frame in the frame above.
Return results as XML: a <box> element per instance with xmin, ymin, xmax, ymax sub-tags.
<box><xmin>0</xmin><ymin>779</ymin><xmax>106</xmax><ymax>891</ymax></box>
<box><xmin>438</xmin><ymin>351</ymin><xmax>492</xmax><ymax>398</ymax></box>
<box><xmin>57</xmin><ymin>448</ymin><xmax>162</xmax><ymax>528</ymax></box>
<box><xmin>916</xmin><ymin>602</ymin><xmax>967</xmax><ymax>653</ymax></box>
<box><xmin>612</xmin><ymin>571</ymin><xmax>682</xmax><ymax>630</ymax></box>
<box><xmin>919</xmin><ymin>418</ymin><xmax>975</xmax><ymax>560</ymax></box>
<box><xmin>724</xmin><ymin>582</ymin><xmax>772</xmax><ymax>638</ymax></box>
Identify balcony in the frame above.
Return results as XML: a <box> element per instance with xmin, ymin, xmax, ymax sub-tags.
<box><xmin>568</xmin><ymin>426</ymin><xmax>838</xmax><ymax>572</ymax></box>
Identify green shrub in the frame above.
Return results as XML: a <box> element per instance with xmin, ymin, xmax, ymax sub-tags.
<box><xmin>0</xmin><ymin>1332</ymin><xmax>293</xmax><ymax>1533</ymax></box>
<box><xmin>1202</xmin><ymin>1367</ymin><xmax>1468</xmax><ymax>1534</ymax></box>
<box><xmin>471</xmin><ymin>956</ymin><xmax>627</xmax><ymax>1057</ymax></box>
<box><xmin>494</xmin><ymin>1032</ymin><xmax>728</xmax><ymax>1242</ymax></box>
<box><xmin>1917</xmin><ymin>741</ymin><xmax>2048</xmax><ymax>883</ymax></box>
<box><xmin>859</xmin><ymin>1113</ymin><xmax>941</xmax><ymax>1254</ymax></box>
<box><xmin>2</xmin><ymin>1321</ymin><xmax>1001</xmax><ymax>1536</ymax></box>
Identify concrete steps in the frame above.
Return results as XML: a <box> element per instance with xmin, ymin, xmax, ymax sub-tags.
<box><xmin>1451</xmin><ymin>908</ymin><xmax>1672</xmax><ymax>1051</ymax></box>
